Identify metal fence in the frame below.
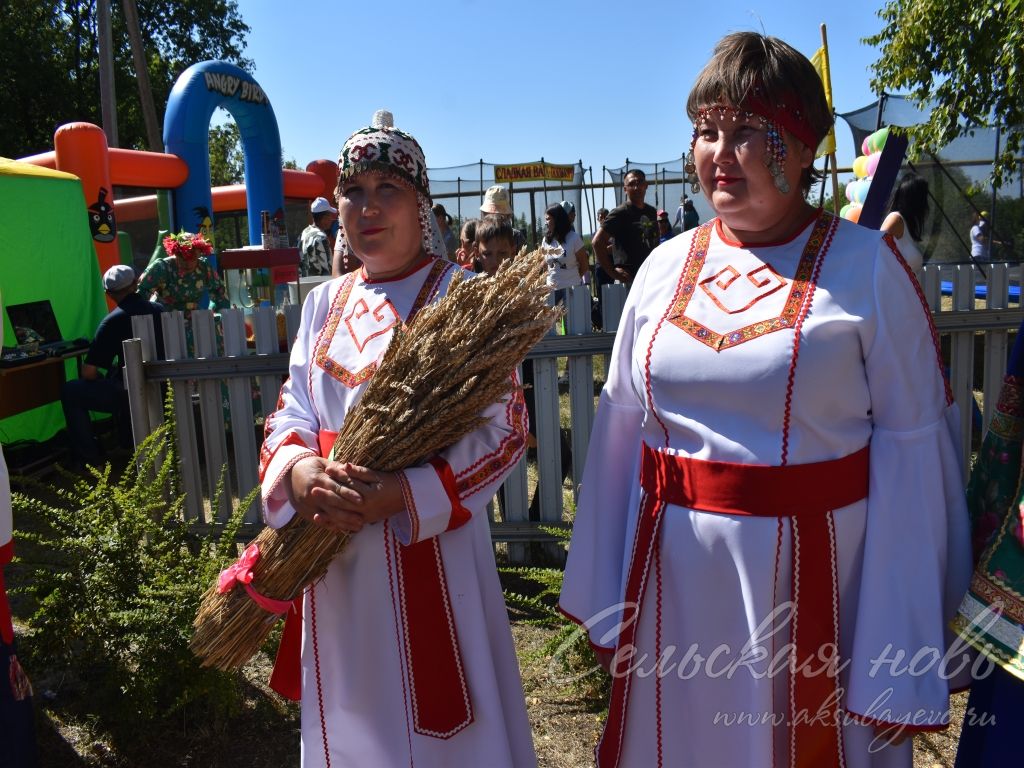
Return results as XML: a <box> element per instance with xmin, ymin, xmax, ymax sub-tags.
<box><xmin>123</xmin><ymin>262</ymin><xmax>1021</xmax><ymax>554</ymax></box>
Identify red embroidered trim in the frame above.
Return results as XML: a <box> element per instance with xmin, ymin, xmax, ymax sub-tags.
<box><xmin>455</xmin><ymin>383</ymin><xmax>528</xmax><ymax>496</ymax></box>
<box><xmin>780</xmin><ymin>213</ymin><xmax>836</xmax><ymax>465</ymax></box>
<box><xmin>882</xmin><ymin>235</ymin><xmax>953</xmax><ymax>406</ymax></box>
<box><xmin>596</xmin><ymin>492</ymin><xmax>666</xmax><ymax>768</ymax></box>
<box><xmin>383</xmin><ymin>521</ymin><xmax>417</xmax><ymax>766</ymax></box>
<box><xmin>969</xmin><ymin>571</ymin><xmax>1024</xmax><ymax>626</ymax></box>
<box><xmin>654</xmin><ymin>541</ymin><xmax>664</xmax><ymax>768</ymax></box>
<box><xmin>714</xmin><ymin>208</ymin><xmax>823</xmax><ymax>248</ymax></box>
<box><xmin>315</xmin><ymin>259</ymin><xmax>449</xmax><ymax>389</ymax></box>
<box><xmin>259</xmin><ymin>430</ymin><xmax>314</xmax><ymax>483</ymax></box>
<box><xmin>259</xmin><ymin>389</ymin><xmax>289</xmax><ymax>475</ymax></box>
<box><xmin>429</xmin><ymin>457</ymin><xmax>472</xmax><ymax>532</ymax></box>
<box><xmin>309</xmin><ymin>586</ymin><xmax>332</xmax><ymax>767</ymax></box>
<box><xmin>360</xmin><ymin>254</ymin><xmax>434</xmax><ymax>284</ymax></box>
<box><xmin>344</xmin><ymin>297</ymin><xmax>400</xmax><ymax>352</ymax></box>
<box><xmin>643</xmin><ymin>234</ymin><xmax>696</xmax><ymax>448</ymax></box>
<box><xmin>699</xmin><ymin>263</ymin><xmax>788</xmax><ymax>315</ymax></box>
<box><xmin>668</xmin><ymin>214</ymin><xmax>834</xmax><ymax>352</ymax></box>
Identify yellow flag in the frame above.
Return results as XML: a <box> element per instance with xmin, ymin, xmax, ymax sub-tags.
<box><xmin>810</xmin><ymin>46</ymin><xmax>837</xmax><ymax>158</ymax></box>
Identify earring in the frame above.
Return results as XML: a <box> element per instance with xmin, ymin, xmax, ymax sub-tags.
<box><xmin>684</xmin><ymin>149</ymin><xmax>700</xmax><ymax>194</ymax></box>
<box><xmin>764</xmin><ymin>123</ymin><xmax>790</xmax><ymax>194</ymax></box>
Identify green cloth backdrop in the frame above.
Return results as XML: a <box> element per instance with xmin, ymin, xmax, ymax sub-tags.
<box><xmin>0</xmin><ymin>158</ymin><xmax>108</xmax><ymax>445</ymax></box>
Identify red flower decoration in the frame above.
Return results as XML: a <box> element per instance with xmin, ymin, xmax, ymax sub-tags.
<box><xmin>163</xmin><ymin>231</ymin><xmax>214</xmax><ymax>260</ymax></box>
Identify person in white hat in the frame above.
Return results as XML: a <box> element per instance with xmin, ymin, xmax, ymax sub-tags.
<box><xmin>300</xmin><ymin>196</ymin><xmax>338</xmax><ymax>277</ymax></box>
<box><xmin>60</xmin><ymin>265</ymin><xmax>164</xmax><ymax>468</ymax></box>
<box><xmin>479</xmin><ymin>186</ymin><xmax>525</xmax><ymax>250</ymax></box>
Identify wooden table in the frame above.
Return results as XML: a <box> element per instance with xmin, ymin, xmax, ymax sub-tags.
<box><xmin>0</xmin><ymin>349</ymin><xmax>87</xmax><ymax>419</ymax></box>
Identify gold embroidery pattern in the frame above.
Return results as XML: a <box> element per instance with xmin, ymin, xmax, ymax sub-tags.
<box><xmin>316</xmin><ymin>259</ymin><xmax>449</xmax><ymax>388</ymax></box>
<box><xmin>968</xmin><ymin>570</ymin><xmax>1024</xmax><ymax>626</ymax></box>
<box><xmin>668</xmin><ymin>214</ymin><xmax>834</xmax><ymax>352</ymax></box>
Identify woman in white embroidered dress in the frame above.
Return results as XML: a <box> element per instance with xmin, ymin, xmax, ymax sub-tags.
<box><xmin>259</xmin><ymin>111</ymin><xmax>536</xmax><ymax>768</ymax></box>
<box><xmin>559</xmin><ymin>33</ymin><xmax>971</xmax><ymax>768</ymax></box>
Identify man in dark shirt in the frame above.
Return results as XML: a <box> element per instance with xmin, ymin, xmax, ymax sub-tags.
<box><xmin>592</xmin><ymin>169</ymin><xmax>659</xmax><ymax>284</ymax></box>
<box><xmin>61</xmin><ymin>265</ymin><xmax>163</xmax><ymax>466</ymax></box>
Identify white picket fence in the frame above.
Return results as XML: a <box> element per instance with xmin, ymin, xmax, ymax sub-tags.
<box><xmin>122</xmin><ymin>262</ymin><xmax>1022</xmax><ymax>548</ymax></box>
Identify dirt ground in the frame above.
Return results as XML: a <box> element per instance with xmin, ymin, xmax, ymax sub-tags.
<box><xmin>19</xmin><ymin>611</ymin><xmax>969</xmax><ymax>768</ymax></box>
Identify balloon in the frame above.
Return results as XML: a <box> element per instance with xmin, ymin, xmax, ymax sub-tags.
<box><xmin>840</xmin><ymin>203</ymin><xmax>862</xmax><ymax>223</ymax></box>
<box><xmin>861</xmin><ymin>135</ymin><xmax>871</xmax><ymax>155</ymax></box>
<box><xmin>846</xmin><ymin>177</ymin><xmax>871</xmax><ymax>204</ymax></box>
<box><xmin>866</xmin><ymin>152</ymin><xmax>881</xmax><ymax>177</ymax></box>
<box><xmin>853</xmin><ymin>155</ymin><xmax>871</xmax><ymax>178</ymax></box>
<box><xmin>867</xmin><ymin>126</ymin><xmax>890</xmax><ymax>154</ymax></box>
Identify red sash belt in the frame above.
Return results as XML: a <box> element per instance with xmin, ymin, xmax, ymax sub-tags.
<box><xmin>597</xmin><ymin>443</ymin><xmax>869</xmax><ymax>768</ymax></box>
<box><xmin>269</xmin><ymin>430</ymin><xmax>472</xmax><ymax>739</ymax></box>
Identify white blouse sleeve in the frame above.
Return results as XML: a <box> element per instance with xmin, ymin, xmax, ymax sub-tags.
<box><xmin>258</xmin><ymin>286</ymin><xmax>330</xmax><ymax>528</ymax></box>
<box><xmin>844</xmin><ymin>236</ymin><xmax>973</xmax><ymax>727</ymax></box>
<box><xmin>390</xmin><ymin>379</ymin><xmax>528</xmax><ymax>546</ymax></box>
<box><xmin>559</xmin><ymin>262</ymin><xmax>649</xmax><ymax>650</ymax></box>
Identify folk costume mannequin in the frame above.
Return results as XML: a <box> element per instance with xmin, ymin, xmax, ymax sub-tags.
<box><xmin>559</xmin><ymin>33</ymin><xmax>972</xmax><ymax>768</ymax></box>
<box><xmin>259</xmin><ymin>111</ymin><xmax>536</xmax><ymax>768</ymax></box>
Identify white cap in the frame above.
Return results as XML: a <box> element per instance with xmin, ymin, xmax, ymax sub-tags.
<box><xmin>310</xmin><ymin>197</ymin><xmax>338</xmax><ymax>215</ymax></box>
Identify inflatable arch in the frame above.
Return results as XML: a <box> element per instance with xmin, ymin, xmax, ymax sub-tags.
<box><xmin>164</xmin><ymin>60</ymin><xmax>285</xmax><ymax>248</ymax></box>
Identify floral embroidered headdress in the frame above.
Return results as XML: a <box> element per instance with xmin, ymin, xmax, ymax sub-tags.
<box><xmin>335</xmin><ymin>110</ymin><xmax>445</xmax><ymax>263</ymax></box>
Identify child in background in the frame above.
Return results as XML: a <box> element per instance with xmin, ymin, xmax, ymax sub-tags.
<box><xmin>456</xmin><ymin>218</ymin><xmax>479</xmax><ymax>271</ymax></box>
<box><xmin>474</xmin><ymin>216</ymin><xmax>516</xmax><ymax>276</ymax></box>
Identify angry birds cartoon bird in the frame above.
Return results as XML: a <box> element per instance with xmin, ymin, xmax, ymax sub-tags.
<box><xmin>193</xmin><ymin>205</ymin><xmax>215</xmax><ymax>245</ymax></box>
<box><xmin>88</xmin><ymin>187</ymin><xmax>116</xmax><ymax>243</ymax></box>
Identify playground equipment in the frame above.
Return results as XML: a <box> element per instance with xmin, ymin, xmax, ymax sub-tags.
<box><xmin>19</xmin><ymin>60</ymin><xmax>334</xmax><ymax>280</ymax></box>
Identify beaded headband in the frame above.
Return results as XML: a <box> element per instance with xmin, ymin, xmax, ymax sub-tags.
<box><xmin>742</xmin><ymin>87</ymin><xmax>817</xmax><ymax>150</ymax></box>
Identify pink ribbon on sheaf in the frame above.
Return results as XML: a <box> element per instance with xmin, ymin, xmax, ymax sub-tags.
<box><xmin>217</xmin><ymin>543</ymin><xmax>293</xmax><ymax>615</ymax></box>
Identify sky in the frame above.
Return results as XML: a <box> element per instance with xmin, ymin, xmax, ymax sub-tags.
<box><xmin>227</xmin><ymin>0</ymin><xmax>897</xmax><ymax>226</ymax></box>
<box><xmin>233</xmin><ymin>0</ymin><xmax>892</xmax><ymax>166</ymax></box>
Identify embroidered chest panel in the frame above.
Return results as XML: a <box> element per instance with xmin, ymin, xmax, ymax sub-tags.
<box><xmin>666</xmin><ymin>215</ymin><xmax>834</xmax><ymax>352</ymax></box>
<box><xmin>314</xmin><ymin>259</ymin><xmax>448</xmax><ymax>388</ymax></box>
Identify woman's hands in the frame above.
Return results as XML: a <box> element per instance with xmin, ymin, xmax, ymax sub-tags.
<box><xmin>288</xmin><ymin>456</ymin><xmax>405</xmax><ymax>534</ymax></box>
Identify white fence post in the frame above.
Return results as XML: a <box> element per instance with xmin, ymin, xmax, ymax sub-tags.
<box><xmin>193</xmin><ymin>310</ymin><xmax>232</xmax><ymax>522</ymax></box>
<box><xmin>950</xmin><ymin>265</ymin><xmax>977</xmax><ymax>468</ymax></box>
<box><xmin>162</xmin><ymin>310</ymin><xmax>204</xmax><ymax>522</ymax></box>
<box><xmin>221</xmin><ymin>308</ymin><xmax>261</xmax><ymax>524</ymax></box>
<box><xmin>566</xmin><ymin>285</ymin><xmax>595</xmax><ymax>504</ymax></box>
<box><xmin>982</xmin><ymin>263</ymin><xmax>1010</xmax><ymax>434</ymax></box>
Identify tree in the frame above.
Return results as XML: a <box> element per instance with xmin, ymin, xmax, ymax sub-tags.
<box><xmin>0</xmin><ymin>0</ymin><xmax>251</xmax><ymax>158</ymax></box>
<box><xmin>208</xmin><ymin>122</ymin><xmax>244</xmax><ymax>186</ymax></box>
<box><xmin>865</xmin><ymin>0</ymin><xmax>1023</xmax><ymax>187</ymax></box>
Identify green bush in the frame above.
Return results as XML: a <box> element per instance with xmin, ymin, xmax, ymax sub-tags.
<box><xmin>501</xmin><ymin>523</ymin><xmax>610</xmax><ymax>703</ymax></box>
<box><xmin>12</xmin><ymin>414</ymin><xmax>257</xmax><ymax>726</ymax></box>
